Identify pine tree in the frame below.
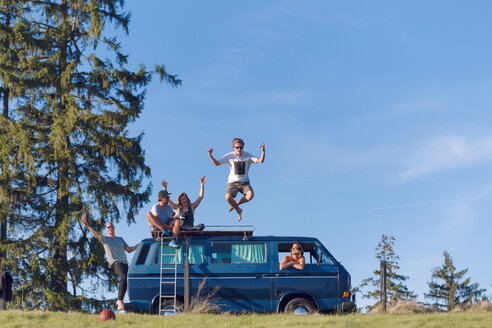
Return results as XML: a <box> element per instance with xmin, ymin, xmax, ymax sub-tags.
<box><xmin>425</xmin><ymin>251</ymin><xmax>485</xmax><ymax>311</ymax></box>
<box><xmin>360</xmin><ymin>234</ymin><xmax>416</xmax><ymax>308</ymax></box>
<box><xmin>0</xmin><ymin>0</ymin><xmax>180</xmax><ymax>311</ymax></box>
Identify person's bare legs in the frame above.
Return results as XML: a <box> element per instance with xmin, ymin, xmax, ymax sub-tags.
<box><xmin>226</xmin><ymin>193</ymin><xmax>243</xmax><ymax>221</ymax></box>
<box><xmin>229</xmin><ymin>190</ymin><xmax>254</xmax><ymax>213</ymax></box>
<box><xmin>172</xmin><ymin>220</ymin><xmax>180</xmax><ymax>240</ymax></box>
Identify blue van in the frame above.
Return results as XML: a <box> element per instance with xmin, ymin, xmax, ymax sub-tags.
<box><xmin>127</xmin><ymin>230</ymin><xmax>355</xmax><ymax>314</ymax></box>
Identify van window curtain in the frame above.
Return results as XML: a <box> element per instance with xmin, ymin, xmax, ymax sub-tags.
<box><xmin>160</xmin><ymin>245</ymin><xmax>183</xmax><ymax>264</ymax></box>
<box><xmin>187</xmin><ymin>244</ymin><xmax>203</xmax><ymax>264</ymax></box>
<box><xmin>231</xmin><ymin>243</ymin><xmax>265</xmax><ymax>264</ymax></box>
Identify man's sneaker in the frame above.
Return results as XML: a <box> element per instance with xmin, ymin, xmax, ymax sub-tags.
<box><xmin>169</xmin><ymin>239</ymin><xmax>180</xmax><ymax>249</ymax></box>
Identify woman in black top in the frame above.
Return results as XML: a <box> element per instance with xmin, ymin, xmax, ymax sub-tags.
<box><xmin>161</xmin><ymin>176</ymin><xmax>206</xmax><ymax>228</ymax></box>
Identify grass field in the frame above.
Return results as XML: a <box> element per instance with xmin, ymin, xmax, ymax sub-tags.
<box><xmin>1</xmin><ymin>310</ymin><xmax>492</xmax><ymax>328</ymax></box>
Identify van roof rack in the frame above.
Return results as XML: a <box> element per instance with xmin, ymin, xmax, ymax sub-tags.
<box><xmin>151</xmin><ymin>225</ymin><xmax>255</xmax><ymax>240</ymax></box>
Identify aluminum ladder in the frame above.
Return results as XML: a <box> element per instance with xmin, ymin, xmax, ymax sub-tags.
<box><xmin>158</xmin><ymin>236</ymin><xmax>178</xmax><ymax>315</ymax></box>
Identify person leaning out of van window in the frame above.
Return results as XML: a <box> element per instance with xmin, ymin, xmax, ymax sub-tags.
<box><xmin>280</xmin><ymin>241</ymin><xmax>305</xmax><ymax>270</ymax></box>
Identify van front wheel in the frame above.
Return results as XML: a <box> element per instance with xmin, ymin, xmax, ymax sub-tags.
<box><xmin>284</xmin><ymin>298</ymin><xmax>316</xmax><ymax>315</ymax></box>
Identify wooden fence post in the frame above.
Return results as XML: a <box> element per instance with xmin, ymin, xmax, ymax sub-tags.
<box><xmin>184</xmin><ymin>240</ymin><xmax>190</xmax><ymax>312</ymax></box>
<box><xmin>380</xmin><ymin>260</ymin><xmax>387</xmax><ymax>312</ymax></box>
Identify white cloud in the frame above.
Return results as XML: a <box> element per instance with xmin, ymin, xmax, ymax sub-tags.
<box><xmin>401</xmin><ymin>136</ymin><xmax>492</xmax><ymax>179</ymax></box>
<box><xmin>217</xmin><ymin>89</ymin><xmax>313</xmax><ymax>108</ymax></box>
<box><xmin>370</xmin><ymin>196</ymin><xmax>480</xmax><ymax>211</ymax></box>
<box><xmin>391</xmin><ymin>97</ymin><xmax>448</xmax><ymax>113</ymax></box>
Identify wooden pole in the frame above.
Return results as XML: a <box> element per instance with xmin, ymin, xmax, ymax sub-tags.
<box><xmin>183</xmin><ymin>240</ymin><xmax>190</xmax><ymax>312</ymax></box>
<box><xmin>380</xmin><ymin>260</ymin><xmax>387</xmax><ymax>311</ymax></box>
<box><xmin>0</xmin><ymin>273</ymin><xmax>6</xmax><ymax>310</ymax></box>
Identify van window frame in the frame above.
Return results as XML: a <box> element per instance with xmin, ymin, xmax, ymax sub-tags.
<box><xmin>276</xmin><ymin>241</ymin><xmax>335</xmax><ymax>266</ymax></box>
<box><xmin>210</xmin><ymin>242</ymin><xmax>267</xmax><ymax>265</ymax></box>
<box><xmin>153</xmin><ymin>243</ymin><xmax>205</xmax><ymax>265</ymax></box>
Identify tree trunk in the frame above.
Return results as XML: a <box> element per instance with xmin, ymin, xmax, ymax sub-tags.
<box><xmin>49</xmin><ymin>0</ymin><xmax>70</xmax><ymax>301</ymax></box>
<box><xmin>0</xmin><ymin>2</ymin><xmax>11</xmax><ymax>271</ymax></box>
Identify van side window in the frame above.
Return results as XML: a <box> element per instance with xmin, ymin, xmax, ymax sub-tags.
<box><xmin>278</xmin><ymin>242</ymin><xmax>315</xmax><ymax>264</ymax></box>
<box><xmin>211</xmin><ymin>243</ymin><xmax>266</xmax><ymax>264</ymax></box>
<box><xmin>154</xmin><ymin>244</ymin><xmax>204</xmax><ymax>265</ymax></box>
<box><xmin>277</xmin><ymin>242</ymin><xmax>334</xmax><ymax>265</ymax></box>
<box><xmin>136</xmin><ymin>244</ymin><xmax>150</xmax><ymax>265</ymax></box>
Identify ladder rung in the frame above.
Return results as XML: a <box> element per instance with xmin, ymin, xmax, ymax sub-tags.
<box><xmin>161</xmin><ymin>282</ymin><xmax>175</xmax><ymax>285</ymax></box>
<box><xmin>159</xmin><ymin>295</ymin><xmax>176</xmax><ymax>298</ymax></box>
<box><xmin>161</xmin><ymin>254</ymin><xmax>176</xmax><ymax>257</ymax></box>
<box><xmin>161</xmin><ymin>268</ymin><xmax>176</xmax><ymax>270</ymax></box>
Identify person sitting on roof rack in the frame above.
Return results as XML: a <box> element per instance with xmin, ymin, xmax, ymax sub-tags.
<box><xmin>161</xmin><ymin>176</ymin><xmax>206</xmax><ymax>232</ymax></box>
<box><xmin>146</xmin><ymin>190</ymin><xmax>180</xmax><ymax>249</ymax></box>
<box><xmin>280</xmin><ymin>241</ymin><xmax>305</xmax><ymax>270</ymax></box>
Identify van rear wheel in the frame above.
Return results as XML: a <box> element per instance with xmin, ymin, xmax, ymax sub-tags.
<box><xmin>284</xmin><ymin>298</ymin><xmax>316</xmax><ymax>315</ymax></box>
<box><xmin>153</xmin><ymin>298</ymin><xmax>182</xmax><ymax>315</ymax></box>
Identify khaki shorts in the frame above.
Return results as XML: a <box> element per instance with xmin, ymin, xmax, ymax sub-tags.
<box><xmin>226</xmin><ymin>182</ymin><xmax>253</xmax><ymax>198</ymax></box>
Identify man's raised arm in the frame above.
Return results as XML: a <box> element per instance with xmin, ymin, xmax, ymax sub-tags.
<box><xmin>208</xmin><ymin>147</ymin><xmax>221</xmax><ymax>166</ymax></box>
<box><xmin>257</xmin><ymin>143</ymin><xmax>266</xmax><ymax>163</ymax></box>
<box><xmin>81</xmin><ymin>214</ymin><xmax>103</xmax><ymax>243</ymax></box>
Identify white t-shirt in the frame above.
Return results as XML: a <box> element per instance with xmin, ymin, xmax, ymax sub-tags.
<box><xmin>219</xmin><ymin>151</ymin><xmax>259</xmax><ymax>183</ymax></box>
<box><xmin>149</xmin><ymin>203</ymin><xmax>174</xmax><ymax>231</ymax></box>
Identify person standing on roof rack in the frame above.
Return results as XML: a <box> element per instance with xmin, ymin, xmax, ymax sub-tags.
<box><xmin>146</xmin><ymin>190</ymin><xmax>180</xmax><ymax>249</ymax></box>
<box><xmin>161</xmin><ymin>176</ymin><xmax>206</xmax><ymax>231</ymax></box>
<box><xmin>208</xmin><ymin>137</ymin><xmax>265</xmax><ymax>221</ymax></box>
<box><xmin>81</xmin><ymin>213</ymin><xmax>139</xmax><ymax>311</ymax></box>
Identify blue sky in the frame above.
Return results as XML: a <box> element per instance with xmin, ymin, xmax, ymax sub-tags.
<box><xmin>106</xmin><ymin>1</ymin><xmax>492</xmax><ymax>308</ymax></box>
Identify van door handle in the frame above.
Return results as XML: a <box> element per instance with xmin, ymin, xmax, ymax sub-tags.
<box><xmin>256</xmin><ymin>274</ymin><xmax>265</xmax><ymax>279</ymax></box>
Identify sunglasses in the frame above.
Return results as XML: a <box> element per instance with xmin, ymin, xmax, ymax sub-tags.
<box><xmin>106</xmin><ymin>225</ymin><xmax>114</xmax><ymax>229</ymax></box>
<box><xmin>235</xmin><ymin>146</ymin><xmax>243</xmax><ymax>149</ymax></box>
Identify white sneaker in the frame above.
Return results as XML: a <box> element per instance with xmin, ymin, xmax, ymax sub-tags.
<box><xmin>169</xmin><ymin>239</ymin><xmax>180</xmax><ymax>249</ymax></box>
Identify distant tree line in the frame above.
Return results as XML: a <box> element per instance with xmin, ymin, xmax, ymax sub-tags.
<box><xmin>0</xmin><ymin>0</ymin><xmax>180</xmax><ymax>311</ymax></box>
<box><xmin>360</xmin><ymin>234</ymin><xmax>486</xmax><ymax>312</ymax></box>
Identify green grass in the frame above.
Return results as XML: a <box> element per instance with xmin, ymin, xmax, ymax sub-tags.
<box><xmin>1</xmin><ymin>310</ymin><xmax>492</xmax><ymax>328</ymax></box>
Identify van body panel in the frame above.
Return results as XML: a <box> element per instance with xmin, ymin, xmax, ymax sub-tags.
<box><xmin>273</xmin><ymin>240</ymin><xmax>340</xmax><ymax>312</ymax></box>
<box><xmin>127</xmin><ymin>236</ymin><xmax>354</xmax><ymax>313</ymax></box>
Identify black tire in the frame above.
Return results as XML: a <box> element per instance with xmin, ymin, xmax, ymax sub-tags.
<box><xmin>123</xmin><ymin>302</ymin><xmax>139</xmax><ymax>313</ymax></box>
<box><xmin>284</xmin><ymin>298</ymin><xmax>317</xmax><ymax>315</ymax></box>
<box><xmin>153</xmin><ymin>298</ymin><xmax>183</xmax><ymax>315</ymax></box>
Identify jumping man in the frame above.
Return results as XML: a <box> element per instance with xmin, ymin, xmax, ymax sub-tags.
<box><xmin>208</xmin><ymin>137</ymin><xmax>265</xmax><ymax>221</ymax></box>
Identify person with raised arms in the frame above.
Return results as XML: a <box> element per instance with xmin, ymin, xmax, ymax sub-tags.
<box><xmin>208</xmin><ymin>137</ymin><xmax>265</xmax><ymax>221</ymax></box>
<box><xmin>161</xmin><ymin>176</ymin><xmax>207</xmax><ymax>231</ymax></box>
<box><xmin>81</xmin><ymin>213</ymin><xmax>138</xmax><ymax>311</ymax></box>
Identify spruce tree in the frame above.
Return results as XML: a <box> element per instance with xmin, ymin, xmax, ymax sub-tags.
<box><xmin>425</xmin><ymin>251</ymin><xmax>485</xmax><ymax>311</ymax></box>
<box><xmin>0</xmin><ymin>0</ymin><xmax>35</xmax><ymax>271</ymax></box>
<box><xmin>0</xmin><ymin>0</ymin><xmax>180</xmax><ymax>311</ymax></box>
<box><xmin>360</xmin><ymin>234</ymin><xmax>416</xmax><ymax>308</ymax></box>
